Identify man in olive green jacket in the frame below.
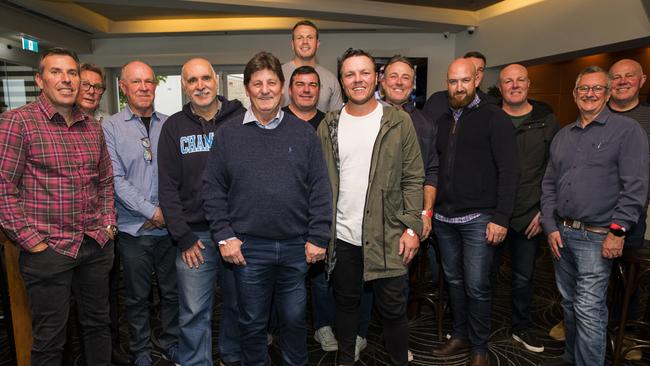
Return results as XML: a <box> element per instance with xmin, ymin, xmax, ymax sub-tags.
<box><xmin>316</xmin><ymin>48</ymin><xmax>424</xmax><ymax>366</ymax></box>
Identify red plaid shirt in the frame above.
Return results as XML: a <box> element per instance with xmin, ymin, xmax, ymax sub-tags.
<box><xmin>0</xmin><ymin>94</ymin><xmax>116</xmax><ymax>258</ymax></box>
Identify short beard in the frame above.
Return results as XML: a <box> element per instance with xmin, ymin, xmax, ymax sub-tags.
<box><xmin>448</xmin><ymin>90</ymin><xmax>475</xmax><ymax>109</ymax></box>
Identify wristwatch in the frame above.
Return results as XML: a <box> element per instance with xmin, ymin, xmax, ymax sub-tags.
<box><xmin>405</xmin><ymin>228</ymin><xmax>416</xmax><ymax>237</ymax></box>
<box><xmin>609</xmin><ymin>223</ymin><xmax>626</xmax><ymax>237</ymax></box>
<box><xmin>106</xmin><ymin>225</ymin><xmax>118</xmax><ymax>237</ymax></box>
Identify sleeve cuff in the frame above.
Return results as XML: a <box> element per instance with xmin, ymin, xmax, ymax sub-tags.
<box><xmin>177</xmin><ymin>231</ymin><xmax>200</xmax><ymax>252</ymax></box>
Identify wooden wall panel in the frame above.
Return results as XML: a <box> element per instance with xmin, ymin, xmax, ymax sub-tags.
<box><xmin>526</xmin><ymin>46</ymin><xmax>649</xmax><ymax>126</ymax></box>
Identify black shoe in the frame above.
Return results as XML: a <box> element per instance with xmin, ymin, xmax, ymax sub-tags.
<box><xmin>219</xmin><ymin>359</ymin><xmax>241</xmax><ymax>366</ymax></box>
<box><xmin>111</xmin><ymin>347</ymin><xmax>130</xmax><ymax>366</ymax></box>
<box><xmin>537</xmin><ymin>356</ymin><xmax>573</xmax><ymax>366</ymax></box>
<box><xmin>512</xmin><ymin>330</ymin><xmax>544</xmax><ymax>353</ymax></box>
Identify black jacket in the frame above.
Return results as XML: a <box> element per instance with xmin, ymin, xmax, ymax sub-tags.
<box><xmin>404</xmin><ymin>101</ymin><xmax>438</xmax><ymax>187</ymax></box>
<box><xmin>158</xmin><ymin>97</ymin><xmax>245</xmax><ymax>251</ymax></box>
<box><xmin>435</xmin><ymin>99</ymin><xmax>519</xmax><ymax>227</ymax></box>
<box><xmin>506</xmin><ymin>100</ymin><xmax>560</xmax><ymax>232</ymax></box>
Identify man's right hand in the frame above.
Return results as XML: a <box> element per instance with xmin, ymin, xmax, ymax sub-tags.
<box><xmin>181</xmin><ymin>240</ymin><xmax>206</xmax><ymax>269</ymax></box>
<box><xmin>29</xmin><ymin>242</ymin><xmax>48</xmax><ymax>253</ymax></box>
<box><xmin>219</xmin><ymin>238</ymin><xmax>246</xmax><ymax>266</ymax></box>
<box><xmin>149</xmin><ymin>207</ymin><xmax>166</xmax><ymax>228</ymax></box>
<box><xmin>547</xmin><ymin>231</ymin><xmax>563</xmax><ymax>260</ymax></box>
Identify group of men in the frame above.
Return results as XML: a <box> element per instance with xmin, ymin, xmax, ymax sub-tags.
<box><xmin>0</xmin><ymin>18</ymin><xmax>648</xmax><ymax>366</ymax></box>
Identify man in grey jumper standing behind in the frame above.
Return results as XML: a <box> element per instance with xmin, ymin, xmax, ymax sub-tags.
<box><xmin>282</xmin><ymin>19</ymin><xmax>343</xmax><ymax>112</ymax></box>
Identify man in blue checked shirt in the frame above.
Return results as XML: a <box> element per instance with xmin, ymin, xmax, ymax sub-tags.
<box><xmin>103</xmin><ymin>60</ymin><xmax>179</xmax><ymax>366</ymax></box>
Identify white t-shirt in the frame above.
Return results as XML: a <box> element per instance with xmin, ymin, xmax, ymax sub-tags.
<box><xmin>336</xmin><ymin>103</ymin><xmax>383</xmax><ymax>246</ymax></box>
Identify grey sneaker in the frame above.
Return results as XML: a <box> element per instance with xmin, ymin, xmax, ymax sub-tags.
<box><xmin>512</xmin><ymin>330</ymin><xmax>544</xmax><ymax>353</ymax></box>
<box><xmin>314</xmin><ymin>326</ymin><xmax>338</xmax><ymax>351</ymax></box>
<box><xmin>355</xmin><ymin>336</ymin><xmax>368</xmax><ymax>361</ymax></box>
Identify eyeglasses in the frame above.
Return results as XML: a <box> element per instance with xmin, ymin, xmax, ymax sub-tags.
<box><xmin>575</xmin><ymin>85</ymin><xmax>608</xmax><ymax>95</ymax></box>
<box><xmin>80</xmin><ymin>80</ymin><xmax>105</xmax><ymax>94</ymax></box>
<box><xmin>141</xmin><ymin>137</ymin><xmax>152</xmax><ymax>163</ymax></box>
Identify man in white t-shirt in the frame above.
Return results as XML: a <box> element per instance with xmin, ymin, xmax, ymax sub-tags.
<box><xmin>282</xmin><ymin>20</ymin><xmax>343</xmax><ymax>112</ymax></box>
<box><xmin>317</xmin><ymin>48</ymin><xmax>424</xmax><ymax>366</ymax></box>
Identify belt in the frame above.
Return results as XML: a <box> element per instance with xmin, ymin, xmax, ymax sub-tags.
<box><xmin>560</xmin><ymin>217</ymin><xmax>609</xmax><ymax>235</ymax></box>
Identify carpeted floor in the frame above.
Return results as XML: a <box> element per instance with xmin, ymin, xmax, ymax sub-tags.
<box><xmin>1</xmin><ymin>241</ymin><xmax>648</xmax><ymax>365</ymax></box>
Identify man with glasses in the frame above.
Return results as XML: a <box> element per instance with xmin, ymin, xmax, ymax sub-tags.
<box><xmin>103</xmin><ymin>61</ymin><xmax>179</xmax><ymax>366</ymax></box>
<box><xmin>77</xmin><ymin>63</ymin><xmax>109</xmax><ymax>122</ymax></box>
<box><xmin>74</xmin><ymin>62</ymin><xmax>130</xmax><ymax>365</ymax></box>
<box><xmin>540</xmin><ymin>66</ymin><xmax>648</xmax><ymax>366</ymax></box>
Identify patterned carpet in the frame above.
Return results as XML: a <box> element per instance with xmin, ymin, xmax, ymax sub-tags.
<box><xmin>1</xmin><ymin>241</ymin><xmax>648</xmax><ymax>366</ymax></box>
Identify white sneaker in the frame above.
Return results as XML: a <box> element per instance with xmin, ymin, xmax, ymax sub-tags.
<box><xmin>355</xmin><ymin>336</ymin><xmax>367</xmax><ymax>361</ymax></box>
<box><xmin>314</xmin><ymin>326</ymin><xmax>338</xmax><ymax>352</ymax></box>
<box><xmin>408</xmin><ymin>349</ymin><xmax>413</xmax><ymax>362</ymax></box>
<box><xmin>267</xmin><ymin>333</ymin><xmax>273</xmax><ymax>346</ymax></box>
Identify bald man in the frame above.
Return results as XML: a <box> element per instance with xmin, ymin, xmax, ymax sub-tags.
<box><xmin>158</xmin><ymin>58</ymin><xmax>245</xmax><ymax>366</ymax></box>
<box><xmin>495</xmin><ymin>64</ymin><xmax>559</xmax><ymax>353</ymax></box>
<box><xmin>431</xmin><ymin>58</ymin><xmax>519</xmax><ymax>366</ymax></box>
<box><xmin>609</xmin><ymin>59</ymin><xmax>650</xmax><ymax>251</ymax></box>
<box><xmin>103</xmin><ymin>61</ymin><xmax>179</xmax><ymax>366</ymax></box>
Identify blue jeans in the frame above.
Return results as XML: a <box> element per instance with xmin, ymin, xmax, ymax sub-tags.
<box><xmin>434</xmin><ymin>215</ymin><xmax>495</xmax><ymax>354</ymax></box>
<box><xmin>117</xmin><ymin>233</ymin><xmax>178</xmax><ymax>359</ymax></box>
<box><xmin>234</xmin><ymin>234</ymin><xmax>309</xmax><ymax>366</ymax></box>
<box><xmin>176</xmin><ymin>231</ymin><xmax>240</xmax><ymax>365</ymax></box>
<box><xmin>309</xmin><ymin>261</ymin><xmax>373</xmax><ymax>337</ymax></box>
<box><xmin>554</xmin><ymin>225</ymin><xmax>612</xmax><ymax>366</ymax></box>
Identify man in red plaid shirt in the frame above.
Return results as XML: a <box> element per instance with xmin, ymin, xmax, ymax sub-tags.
<box><xmin>0</xmin><ymin>47</ymin><xmax>117</xmax><ymax>366</ymax></box>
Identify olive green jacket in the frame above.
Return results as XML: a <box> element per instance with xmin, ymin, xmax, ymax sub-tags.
<box><xmin>317</xmin><ymin>105</ymin><xmax>424</xmax><ymax>281</ymax></box>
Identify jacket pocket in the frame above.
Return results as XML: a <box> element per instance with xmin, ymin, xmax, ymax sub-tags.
<box><xmin>382</xmin><ymin>189</ymin><xmax>403</xmax><ymax>269</ymax></box>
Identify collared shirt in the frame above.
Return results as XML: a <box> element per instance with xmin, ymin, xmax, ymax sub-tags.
<box><xmin>190</xmin><ymin>100</ymin><xmax>221</xmax><ymax>124</ymax></box>
<box><xmin>242</xmin><ymin>108</ymin><xmax>284</xmax><ymax>130</ymax></box>
<box><xmin>540</xmin><ymin>107</ymin><xmax>649</xmax><ymax>233</ymax></box>
<box><xmin>436</xmin><ymin>93</ymin><xmax>483</xmax><ymax>224</ymax></box>
<box><xmin>102</xmin><ymin>106</ymin><xmax>168</xmax><ymax>236</ymax></box>
<box><xmin>0</xmin><ymin>94</ymin><xmax>116</xmax><ymax>257</ymax></box>
<box><xmin>451</xmin><ymin>94</ymin><xmax>481</xmax><ymax>122</ymax></box>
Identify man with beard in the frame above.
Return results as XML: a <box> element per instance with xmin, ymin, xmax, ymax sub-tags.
<box><xmin>540</xmin><ymin>66</ymin><xmax>647</xmax><ymax>366</ymax></box>
<box><xmin>282</xmin><ymin>20</ymin><xmax>342</xmax><ymax>112</ymax></box>
<box><xmin>203</xmin><ymin>51</ymin><xmax>331</xmax><ymax>366</ymax></box>
<box><xmin>318</xmin><ymin>48</ymin><xmax>424</xmax><ymax>365</ymax></box>
<box><xmin>422</xmin><ymin>51</ymin><xmax>498</xmax><ymax>124</ymax></box>
<box><xmin>496</xmin><ymin>64</ymin><xmax>559</xmax><ymax>354</ymax></box>
<box><xmin>431</xmin><ymin>58</ymin><xmax>519</xmax><ymax>366</ymax></box>
<box><xmin>158</xmin><ymin>58</ymin><xmax>245</xmax><ymax>366</ymax></box>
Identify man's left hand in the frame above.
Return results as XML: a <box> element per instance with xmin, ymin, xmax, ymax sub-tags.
<box><xmin>399</xmin><ymin>230</ymin><xmax>420</xmax><ymax>264</ymax></box>
<box><xmin>305</xmin><ymin>242</ymin><xmax>326</xmax><ymax>264</ymax></box>
<box><xmin>601</xmin><ymin>233</ymin><xmax>624</xmax><ymax>259</ymax></box>
<box><xmin>486</xmin><ymin>222</ymin><xmax>507</xmax><ymax>245</ymax></box>
<box><xmin>421</xmin><ymin>215</ymin><xmax>432</xmax><ymax>240</ymax></box>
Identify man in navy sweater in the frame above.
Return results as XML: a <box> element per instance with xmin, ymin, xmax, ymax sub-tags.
<box><xmin>202</xmin><ymin>51</ymin><xmax>332</xmax><ymax>366</ymax></box>
<box><xmin>158</xmin><ymin>58</ymin><xmax>245</xmax><ymax>366</ymax></box>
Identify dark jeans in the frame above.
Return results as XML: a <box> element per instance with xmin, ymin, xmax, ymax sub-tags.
<box><xmin>118</xmin><ymin>233</ymin><xmax>179</xmax><ymax>359</ymax></box>
<box><xmin>434</xmin><ymin>215</ymin><xmax>495</xmax><ymax>355</ymax></box>
<box><xmin>332</xmin><ymin>240</ymin><xmax>409</xmax><ymax>366</ymax></box>
<box><xmin>309</xmin><ymin>261</ymin><xmax>373</xmax><ymax>337</ymax></box>
<box><xmin>494</xmin><ymin>228</ymin><xmax>541</xmax><ymax>332</ymax></box>
<box><xmin>234</xmin><ymin>235</ymin><xmax>309</xmax><ymax>366</ymax></box>
<box><xmin>19</xmin><ymin>236</ymin><xmax>114</xmax><ymax>366</ymax></box>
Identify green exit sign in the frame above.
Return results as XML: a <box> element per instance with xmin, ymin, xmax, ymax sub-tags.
<box><xmin>21</xmin><ymin>37</ymin><xmax>38</xmax><ymax>52</ymax></box>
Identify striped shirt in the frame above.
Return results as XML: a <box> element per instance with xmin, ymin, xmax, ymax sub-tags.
<box><xmin>0</xmin><ymin>94</ymin><xmax>116</xmax><ymax>258</ymax></box>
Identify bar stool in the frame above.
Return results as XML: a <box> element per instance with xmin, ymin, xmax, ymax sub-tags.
<box><xmin>609</xmin><ymin>245</ymin><xmax>650</xmax><ymax>365</ymax></box>
<box><xmin>407</xmin><ymin>236</ymin><xmax>446</xmax><ymax>341</ymax></box>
